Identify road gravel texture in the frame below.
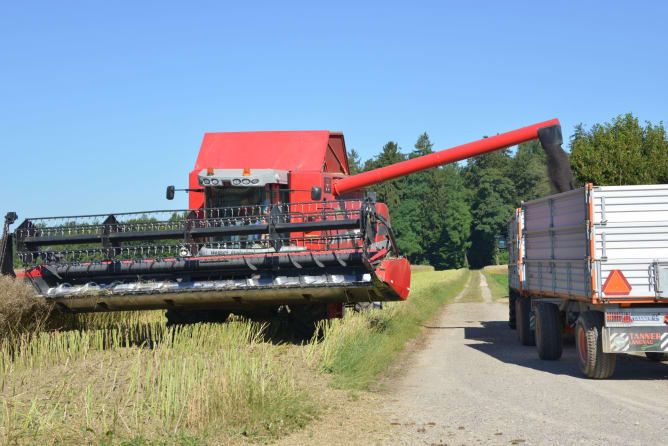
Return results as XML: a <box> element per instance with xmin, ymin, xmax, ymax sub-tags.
<box><xmin>382</xmin><ymin>275</ymin><xmax>668</xmax><ymax>446</ymax></box>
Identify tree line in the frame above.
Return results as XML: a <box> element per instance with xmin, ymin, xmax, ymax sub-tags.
<box><xmin>350</xmin><ymin>113</ymin><xmax>668</xmax><ymax>269</ymax></box>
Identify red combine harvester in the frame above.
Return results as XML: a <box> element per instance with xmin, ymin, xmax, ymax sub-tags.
<box><xmin>0</xmin><ymin>119</ymin><xmax>563</xmax><ymax>334</ymax></box>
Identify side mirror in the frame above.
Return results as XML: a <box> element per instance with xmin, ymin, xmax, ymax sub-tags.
<box><xmin>311</xmin><ymin>186</ymin><xmax>322</xmax><ymax>201</ymax></box>
<box><xmin>166</xmin><ymin>185</ymin><xmax>175</xmax><ymax>200</ymax></box>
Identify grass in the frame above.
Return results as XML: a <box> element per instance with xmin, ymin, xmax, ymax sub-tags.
<box><xmin>482</xmin><ymin>269</ymin><xmax>509</xmax><ymax>301</ymax></box>
<box><xmin>409</xmin><ymin>264</ymin><xmax>435</xmax><ymax>272</ymax></box>
<box><xmin>456</xmin><ymin>270</ymin><xmax>483</xmax><ymax>302</ymax></box>
<box><xmin>0</xmin><ymin>278</ymin><xmax>316</xmax><ymax>445</ymax></box>
<box><xmin>0</xmin><ymin>268</ymin><xmax>469</xmax><ymax>444</ymax></box>
<box><xmin>306</xmin><ymin>269</ymin><xmax>469</xmax><ymax>389</ymax></box>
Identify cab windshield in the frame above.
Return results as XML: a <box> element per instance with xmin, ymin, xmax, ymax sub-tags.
<box><xmin>204</xmin><ymin>186</ymin><xmax>269</xmax><ymax>246</ymax></box>
<box><xmin>207</xmin><ymin>186</ymin><xmax>266</xmax><ymax>209</ymax></box>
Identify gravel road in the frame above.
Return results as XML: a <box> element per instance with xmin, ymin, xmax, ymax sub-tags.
<box><xmin>382</xmin><ymin>278</ymin><xmax>668</xmax><ymax>446</ymax></box>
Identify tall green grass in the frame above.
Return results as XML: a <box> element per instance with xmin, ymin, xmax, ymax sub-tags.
<box><xmin>307</xmin><ymin>269</ymin><xmax>469</xmax><ymax>389</ymax></box>
<box><xmin>481</xmin><ymin>270</ymin><xmax>509</xmax><ymax>300</ymax></box>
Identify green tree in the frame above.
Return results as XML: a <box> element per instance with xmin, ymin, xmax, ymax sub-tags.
<box><xmin>570</xmin><ymin>113</ymin><xmax>668</xmax><ymax>185</ymax></box>
<box><xmin>392</xmin><ymin>197</ymin><xmax>423</xmax><ymax>260</ymax></box>
<box><xmin>462</xmin><ymin>150</ymin><xmax>514</xmax><ymax>267</ymax></box>
<box><xmin>468</xmin><ymin>168</ymin><xmax>515</xmax><ymax>267</ymax></box>
<box><xmin>435</xmin><ymin>165</ymin><xmax>472</xmax><ymax>269</ymax></box>
<box><xmin>399</xmin><ymin>132</ymin><xmax>437</xmax><ymax>264</ymax></box>
<box><xmin>365</xmin><ymin>141</ymin><xmax>406</xmax><ymax>210</ymax></box>
<box><xmin>347</xmin><ymin>149</ymin><xmax>363</xmax><ymax>175</ymax></box>
<box><xmin>508</xmin><ymin>140</ymin><xmax>551</xmax><ymax>205</ymax></box>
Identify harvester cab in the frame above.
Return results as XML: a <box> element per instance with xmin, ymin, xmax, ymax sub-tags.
<box><xmin>0</xmin><ymin>120</ymin><xmax>565</xmax><ymax>334</ymax></box>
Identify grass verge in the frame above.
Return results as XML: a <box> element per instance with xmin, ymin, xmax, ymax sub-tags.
<box><xmin>481</xmin><ymin>269</ymin><xmax>509</xmax><ymax>300</ymax></box>
<box><xmin>456</xmin><ymin>270</ymin><xmax>483</xmax><ymax>303</ymax></box>
<box><xmin>307</xmin><ymin>269</ymin><xmax>469</xmax><ymax>390</ymax></box>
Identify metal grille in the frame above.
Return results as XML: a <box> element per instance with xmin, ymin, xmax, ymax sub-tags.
<box><xmin>15</xmin><ymin>200</ymin><xmax>367</xmax><ymax>266</ymax></box>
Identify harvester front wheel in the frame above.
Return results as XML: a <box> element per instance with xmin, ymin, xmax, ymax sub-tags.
<box><xmin>289</xmin><ymin>303</ymin><xmax>329</xmax><ymax>340</ymax></box>
<box><xmin>165</xmin><ymin>309</ymin><xmax>230</xmax><ymax>326</ymax></box>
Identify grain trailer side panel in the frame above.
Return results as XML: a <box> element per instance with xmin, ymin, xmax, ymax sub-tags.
<box><xmin>509</xmin><ymin>184</ymin><xmax>668</xmax><ymax>378</ymax></box>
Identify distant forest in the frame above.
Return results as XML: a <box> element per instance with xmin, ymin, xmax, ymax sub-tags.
<box><xmin>349</xmin><ymin>113</ymin><xmax>668</xmax><ymax>269</ymax></box>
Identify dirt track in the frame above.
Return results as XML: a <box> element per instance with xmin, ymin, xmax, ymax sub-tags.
<box><xmin>278</xmin><ymin>275</ymin><xmax>668</xmax><ymax>446</ymax></box>
<box><xmin>382</xmin><ymin>283</ymin><xmax>668</xmax><ymax>446</ymax></box>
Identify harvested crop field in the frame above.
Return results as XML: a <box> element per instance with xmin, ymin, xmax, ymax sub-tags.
<box><xmin>0</xmin><ymin>269</ymin><xmax>469</xmax><ymax>445</ymax></box>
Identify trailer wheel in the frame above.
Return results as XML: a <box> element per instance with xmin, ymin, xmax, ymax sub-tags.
<box><xmin>535</xmin><ymin>303</ymin><xmax>563</xmax><ymax>360</ymax></box>
<box><xmin>645</xmin><ymin>352</ymin><xmax>668</xmax><ymax>362</ymax></box>
<box><xmin>289</xmin><ymin>303</ymin><xmax>329</xmax><ymax>340</ymax></box>
<box><xmin>575</xmin><ymin>311</ymin><xmax>616</xmax><ymax>379</ymax></box>
<box><xmin>515</xmin><ymin>296</ymin><xmax>535</xmax><ymax>346</ymax></box>
<box><xmin>165</xmin><ymin>309</ymin><xmax>230</xmax><ymax>326</ymax></box>
<box><xmin>508</xmin><ymin>291</ymin><xmax>517</xmax><ymax>329</ymax></box>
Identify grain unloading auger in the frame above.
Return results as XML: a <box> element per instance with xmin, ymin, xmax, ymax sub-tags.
<box><xmin>1</xmin><ymin>119</ymin><xmax>564</xmax><ymax>331</ymax></box>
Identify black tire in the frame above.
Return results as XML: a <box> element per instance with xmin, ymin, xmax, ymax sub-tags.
<box><xmin>535</xmin><ymin>303</ymin><xmax>563</xmax><ymax>360</ymax></box>
<box><xmin>516</xmin><ymin>296</ymin><xmax>535</xmax><ymax>346</ymax></box>
<box><xmin>575</xmin><ymin>311</ymin><xmax>616</xmax><ymax>379</ymax></box>
<box><xmin>165</xmin><ymin>309</ymin><xmax>230</xmax><ymax>327</ymax></box>
<box><xmin>645</xmin><ymin>352</ymin><xmax>668</xmax><ymax>362</ymax></box>
<box><xmin>289</xmin><ymin>303</ymin><xmax>329</xmax><ymax>339</ymax></box>
<box><xmin>508</xmin><ymin>290</ymin><xmax>517</xmax><ymax>330</ymax></box>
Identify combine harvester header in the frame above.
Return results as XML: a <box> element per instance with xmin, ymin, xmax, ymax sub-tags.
<box><xmin>1</xmin><ymin>118</ymin><xmax>564</xmax><ymax>334</ymax></box>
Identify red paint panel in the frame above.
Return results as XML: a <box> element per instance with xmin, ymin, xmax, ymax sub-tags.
<box><xmin>323</xmin><ymin>133</ymin><xmax>349</xmax><ymax>174</ymax></box>
<box><xmin>194</xmin><ymin>131</ymin><xmax>332</xmax><ymax>172</ymax></box>
<box><xmin>188</xmin><ymin>170</ymin><xmax>205</xmax><ymax>209</ymax></box>
<box><xmin>333</xmin><ymin>119</ymin><xmax>560</xmax><ymax>195</ymax></box>
<box><xmin>375</xmin><ymin>258</ymin><xmax>411</xmax><ymax>300</ymax></box>
<box><xmin>17</xmin><ymin>266</ymin><xmax>43</xmax><ymax>279</ymax></box>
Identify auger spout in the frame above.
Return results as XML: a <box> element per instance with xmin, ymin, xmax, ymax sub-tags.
<box><xmin>333</xmin><ymin>118</ymin><xmax>561</xmax><ymax>196</ymax></box>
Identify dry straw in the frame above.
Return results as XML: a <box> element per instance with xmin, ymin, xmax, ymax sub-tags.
<box><xmin>0</xmin><ymin>275</ymin><xmax>56</xmax><ymax>338</ymax></box>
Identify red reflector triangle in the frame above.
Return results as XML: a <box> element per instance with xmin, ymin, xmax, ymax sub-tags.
<box><xmin>602</xmin><ymin>270</ymin><xmax>632</xmax><ymax>296</ymax></box>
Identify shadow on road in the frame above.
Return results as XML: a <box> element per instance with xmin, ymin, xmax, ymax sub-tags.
<box><xmin>429</xmin><ymin>320</ymin><xmax>668</xmax><ymax>380</ymax></box>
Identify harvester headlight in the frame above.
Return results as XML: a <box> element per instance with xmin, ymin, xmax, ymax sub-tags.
<box><xmin>202</xmin><ymin>178</ymin><xmax>211</xmax><ymax>185</ymax></box>
<box><xmin>251</xmin><ymin>178</ymin><xmax>259</xmax><ymax>184</ymax></box>
<box><xmin>211</xmin><ymin>178</ymin><xmax>219</xmax><ymax>185</ymax></box>
<box><xmin>232</xmin><ymin>179</ymin><xmax>241</xmax><ymax>185</ymax></box>
<box><xmin>242</xmin><ymin>178</ymin><xmax>250</xmax><ymax>185</ymax></box>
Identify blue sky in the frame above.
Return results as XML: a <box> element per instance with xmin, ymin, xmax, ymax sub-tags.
<box><xmin>1</xmin><ymin>1</ymin><xmax>666</xmax><ymax>218</ymax></box>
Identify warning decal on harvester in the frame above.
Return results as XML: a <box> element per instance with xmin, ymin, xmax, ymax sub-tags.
<box><xmin>602</xmin><ymin>269</ymin><xmax>632</xmax><ymax>296</ymax></box>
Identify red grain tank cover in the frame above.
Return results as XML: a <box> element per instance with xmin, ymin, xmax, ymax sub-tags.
<box><xmin>193</xmin><ymin>131</ymin><xmax>349</xmax><ymax>174</ymax></box>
